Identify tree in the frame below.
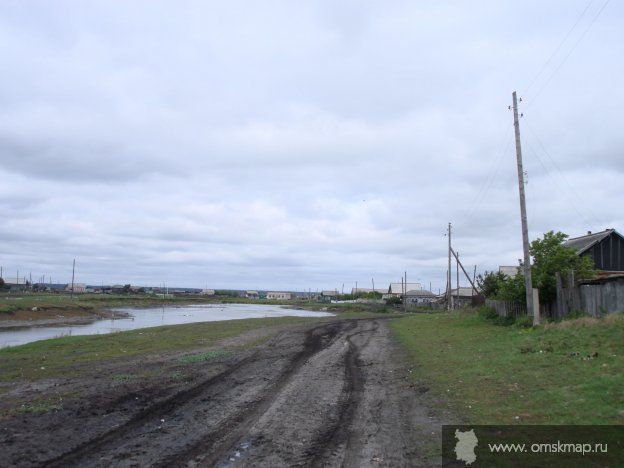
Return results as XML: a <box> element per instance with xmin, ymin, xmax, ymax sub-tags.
<box><xmin>496</xmin><ymin>270</ymin><xmax>526</xmax><ymax>303</ymax></box>
<box><xmin>476</xmin><ymin>270</ymin><xmax>509</xmax><ymax>298</ymax></box>
<box><xmin>0</xmin><ymin>278</ymin><xmax>5</xmax><ymax>290</ymax></box>
<box><xmin>529</xmin><ymin>231</ymin><xmax>596</xmax><ymax>304</ymax></box>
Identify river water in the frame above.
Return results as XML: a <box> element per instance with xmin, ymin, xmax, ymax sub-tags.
<box><xmin>0</xmin><ymin>303</ymin><xmax>333</xmax><ymax>348</ymax></box>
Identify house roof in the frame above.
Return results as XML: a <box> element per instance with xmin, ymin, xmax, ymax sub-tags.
<box><xmin>351</xmin><ymin>288</ymin><xmax>386</xmax><ymax>294</ymax></box>
<box><xmin>405</xmin><ymin>289</ymin><xmax>434</xmax><ymax>297</ymax></box>
<box><xmin>563</xmin><ymin>229</ymin><xmax>619</xmax><ymax>254</ymax></box>
<box><xmin>388</xmin><ymin>283</ymin><xmax>421</xmax><ymax>293</ymax></box>
<box><xmin>448</xmin><ymin>287</ymin><xmax>477</xmax><ymax>297</ymax></box>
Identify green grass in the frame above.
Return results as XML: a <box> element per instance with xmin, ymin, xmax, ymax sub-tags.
<box><xmin>390</xmin><ymin>310</ymin><xmax>624</xmax><ymax>424</ymax></box>
<box><xmin>17</xmin><ymin>402</ymin><xmax>63</xmax><ymax>414</ymax></box>
<box><xmin>0</xmin><ymin>316</ymin><xmax>324</xmax><ymax>381</ymax></box>
<box><xmin>0</xmin><ymin>293</ymin><xmax>206</xmax><ymax>313</ymax></box>
<box><xmin>178</xmin><ymin>350</ymin><xmax>227</xmax><ymax>364</ymax></box>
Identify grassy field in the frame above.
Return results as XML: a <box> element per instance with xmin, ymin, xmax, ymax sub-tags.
<box><xmin>390</xmin><ymin>309</ymin><xmax>624</xmax><ymax>424</ymax></box>
<box><xmin>0</xmin><ymin>293</ymin><xmax>217</xmax><ymax>314</ymax></box>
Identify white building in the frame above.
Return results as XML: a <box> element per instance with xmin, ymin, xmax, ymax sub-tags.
<box><xmin>266</xmin><ymin>292</ymin><xmax>292</xmax><ymax>300</ymax></box>
<box><xmin>65</xmin><ymin>283</ymin><xmax>87</xmax><ymax>293</ymax></box>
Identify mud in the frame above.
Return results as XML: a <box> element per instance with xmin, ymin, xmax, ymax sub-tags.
<box><xmin>0</xmin><ymin>318</ymin><xmax>452</xmax><ymax>467</ymax></box>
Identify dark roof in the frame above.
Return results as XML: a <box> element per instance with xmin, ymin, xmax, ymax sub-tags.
<box><xmin>563</xmin><ymin>229</ymin><xmax>618</xmax><ymax>254</ymax></box>
<box><xmin>405</xmin><ymin>289</ymin><xmax>435</xmax><ymax>296</ymax></box>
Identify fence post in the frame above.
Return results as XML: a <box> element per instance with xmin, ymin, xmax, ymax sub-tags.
<box><xmin>555</xmin><ymin>272</ymin><xmax>564</xmax><ymax>319</ymax></box>
<box><xmin>567</xmin><ymin>270</ymin><xmax>581</xmax><ymax>313</ymax></box>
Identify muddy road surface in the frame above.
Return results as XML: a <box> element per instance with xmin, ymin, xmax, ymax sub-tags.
<box><xmin>2</xmin><ymin>318</ymin><xmax>449</xmax><ymax>467</ymax></box>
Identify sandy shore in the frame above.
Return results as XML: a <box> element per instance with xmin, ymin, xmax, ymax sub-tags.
<box><xmin>0</xmin><ymin>308</ymin><xmax>129</xmax><ymax>329</ymax></box>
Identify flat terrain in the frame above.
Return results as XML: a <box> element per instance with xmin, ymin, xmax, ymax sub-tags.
<box><xmin>0</xmin><ymin>317</ymin><xmax>449</xmax><ymax>467</ymax></box>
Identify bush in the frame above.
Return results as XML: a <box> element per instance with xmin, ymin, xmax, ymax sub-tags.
<box><xmin>477</xmin><ymin>306</ymin><xmax>498</xmax><ymax>321</ymax></box>
<box><xmin>385</xmin><ymin>297</ymin><xmax>402</xmax><ymax>306</ymax></box>
<box><xmin>514</xmin><ymin>315</ymin><xmax>534</xmax><ymax>328</ymax></box>
<box><xmin>478</xmin><ymin>306</ymin><xmax>530</xmax><ymax>327</ymax></box>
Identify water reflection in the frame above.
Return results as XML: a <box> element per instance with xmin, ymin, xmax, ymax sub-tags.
<box><xmin>0</xmin><ymin>304</ymin><xmax>333</xmax><ymax>348</ymax></box>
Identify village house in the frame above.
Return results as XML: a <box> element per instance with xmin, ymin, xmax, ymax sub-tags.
<box><xmin>320</xmin><ymin>290</ymin><xmax>338</xmax><ymax>302</ymax></box>
<box><xmin>563</xmin><ymin>229</ymin><xmax>624</xmax><ymax>272</ymax></box>
<box><xmin>266</xmin><ymin>292</ymin><xmax>292</xmax><ymax>300</ymax></box>
<box><xmin>444</xmin><ymin>287</ymin><xmax>478</xmax><ymax>308</ymax></box>
<box><xmin>350</xmin><ymin>288</ymin><xmax>386</xmax><ymax>296</ymax></box>
<box><xmin>404</xmin><ymin>289</ymin><xmax>436</xmax><ymax>304</ymax></box>
<box><xmin>65</xmin><ymin>283</ymin><xmax>87</xmax><ymax>293</ymax></box>
<box><xmin>383</xmin><ymin>282</ymin><xmax>422</xmax><ymax>300</ymax></box>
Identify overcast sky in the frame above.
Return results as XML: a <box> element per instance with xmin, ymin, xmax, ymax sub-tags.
<box><xmin>1</xmin><ymin>1</ymin><xmax>622</xmax><ymax>292</ymax></box>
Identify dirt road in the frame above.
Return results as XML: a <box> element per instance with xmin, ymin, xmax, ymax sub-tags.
<box><xmin>2</xmin><ymin>318</ymin><xmax>449</xmax><ymax>467</ymax></box>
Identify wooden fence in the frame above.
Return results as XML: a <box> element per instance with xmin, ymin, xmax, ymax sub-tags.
<box><xmin>485</xmin><ymin>299</ymin><xmax>526</xmax><ymax>318</ymax></box>
<box><xmin>487</xmin><ymin>272</ymin><xmax>624</xmax><ymax>320</ymax></box>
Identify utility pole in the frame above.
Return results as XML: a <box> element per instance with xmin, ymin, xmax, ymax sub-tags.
<box><xmin>450</xmin><ymin>248</ymin><xmax>479</xmax><ymax>294</ymax></box>
<box><xmin>447</xmin><ymin>222</ymin><xmax>452</xmax><ymax>310</ymax></box>
<box><xmin>404</xmin><ymin>271</ymin><xmax>407</xmax><ymax>313</ymax></box>
<box><xmin>456</xmin><ymin>251</ymin><xmax>460</xmax><ymax>306</ymax></box>
<box><xmin>71</xmin><ymin>259</ymin><xmax>76</xmax><ymax>299</ymax></box>
<box><xmin>511</xmin><ymin>91</ymin><xmax>537</xmax><ymax>324</ymax></box>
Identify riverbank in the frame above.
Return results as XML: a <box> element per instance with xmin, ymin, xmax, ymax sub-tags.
<box><xmin>0</xmin><ymin>307</ymin><xmax>126</xmax><ymax>329</ymax></box>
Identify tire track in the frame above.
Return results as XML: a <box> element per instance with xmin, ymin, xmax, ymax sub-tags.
<box><xmin>43</xmin><ymin>320</ymin><xmax>352</xmax><ymax>468</ymax></box>
<box><xmin>168</xmin><ymin>320</ymin><xmax>356</xmax><ymax>467</ymax></box>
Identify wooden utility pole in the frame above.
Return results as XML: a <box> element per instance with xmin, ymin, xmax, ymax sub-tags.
<box><xmin>447</xmin><ymin>222</ymin><xmax>452</xmax><ymax>310</ymax></box>
<box><xmin>456</xmin><ymin>251</ymin><xmax>460</xmax><ymax>306</ymax></box>
<box><xmin>70</xmin><ymin>259</ymin><xmax>76</xmax><ymax>299</ymax></box>
<box><xmin>511</xmin><ymin>91</ymin><xmax>538</xmax><ymax>324</ymax></box>
<box><xmin>450</xmin><ymin>248</ymin><xmax>478</xmax><ymax>294</ymax></box>
<box><xmin>404</xmin><ymin>271</ymin><xmax>407</xmax><ymax>313</ymax></box>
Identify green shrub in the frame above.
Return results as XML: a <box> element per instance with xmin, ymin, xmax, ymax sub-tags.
<box><xmin>514</xmin><ymin>315</ymin><xmax>534</xmax><ymax>328</ymax></box>
<box><xmin>477</xmin><ymin>306</ymin><xmax>498</xmax><ymax>321</ymax></box>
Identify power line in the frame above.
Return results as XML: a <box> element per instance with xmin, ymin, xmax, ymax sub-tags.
<box><xmin>523</xmin><ymin>0</ymin><xmax>597</xmax><ymax>97</ymax></box>
<box><xmin>457</xmin><ymin>125</ymin><xmax>513</xmax><ymax>228</ymax></box>
<box><xmin>523</xmin><ymin>119</ymin><xmax>601</xmax><ymax>226</ymax></box>
<box><xmin>525</xmin><ymin>0</ymin><xmax>611</xmax><ymax>110</ymax></box>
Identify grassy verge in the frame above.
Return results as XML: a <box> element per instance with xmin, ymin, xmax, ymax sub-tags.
<box><xmin>390</xmin><ymin>310</ymin><xmax>624</xmax><ymax>424</ymax></box>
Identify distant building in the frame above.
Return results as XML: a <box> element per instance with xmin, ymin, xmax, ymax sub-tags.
<box><xmin>266</xmin><ymin>292</ymin><xmax>292</xmax><ymax>300</ymax></box>
<box><xmin>1</xmin><ymin>277</ymin><xmax>29</xmax><ymax>291</ymax></box>
<box><xmin>446</xmin><ymin>287</ymin><xmax>478</xmax><ymax>308</ymax></box>
<box><xmin>564</xmin><ymin>229</ymin><xmax>624</xmax><ymax>272</ymax></box>
<box><xmin>245</xmin><ymin>290</ymin><xmax>259</xmax><ymax>299</ymax></box>
<box><xmin>200</xmin><ymin>289</ymin><xmax>215</xmax><ymax>296</ymax></box>
<box><xmin>404</xmin><ymin>289</ymin><xmax>436</xmax><ymax>304</ymax></box>
<box><xmin>386</xmin><ymin>283</ymin><xmax>422</xmax><ymax>297</ymax></box>
<box><xmin>65</xmin><ymin>283</ymin><xmax>87</xmax><ymax>293</ymax></box>
<box><xmin>320</xmin><ymin>290</ymin><xmax>338</xmax><ymax>302</ymax></box>
<box><xmin>499</xmin><ymin>266</ymin><xmax>520</xmax><ymax>278</ymax></box>
<box><xmin>351</xmin><ymin>288</ymin><xmax>386</xmax><ymax>295</ymax></box>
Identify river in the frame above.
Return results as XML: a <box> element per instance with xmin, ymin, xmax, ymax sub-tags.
<box><xmin>0</xmin><ymin>303</ymin><xmax>333</xmax><ymax>348</ymax></box>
